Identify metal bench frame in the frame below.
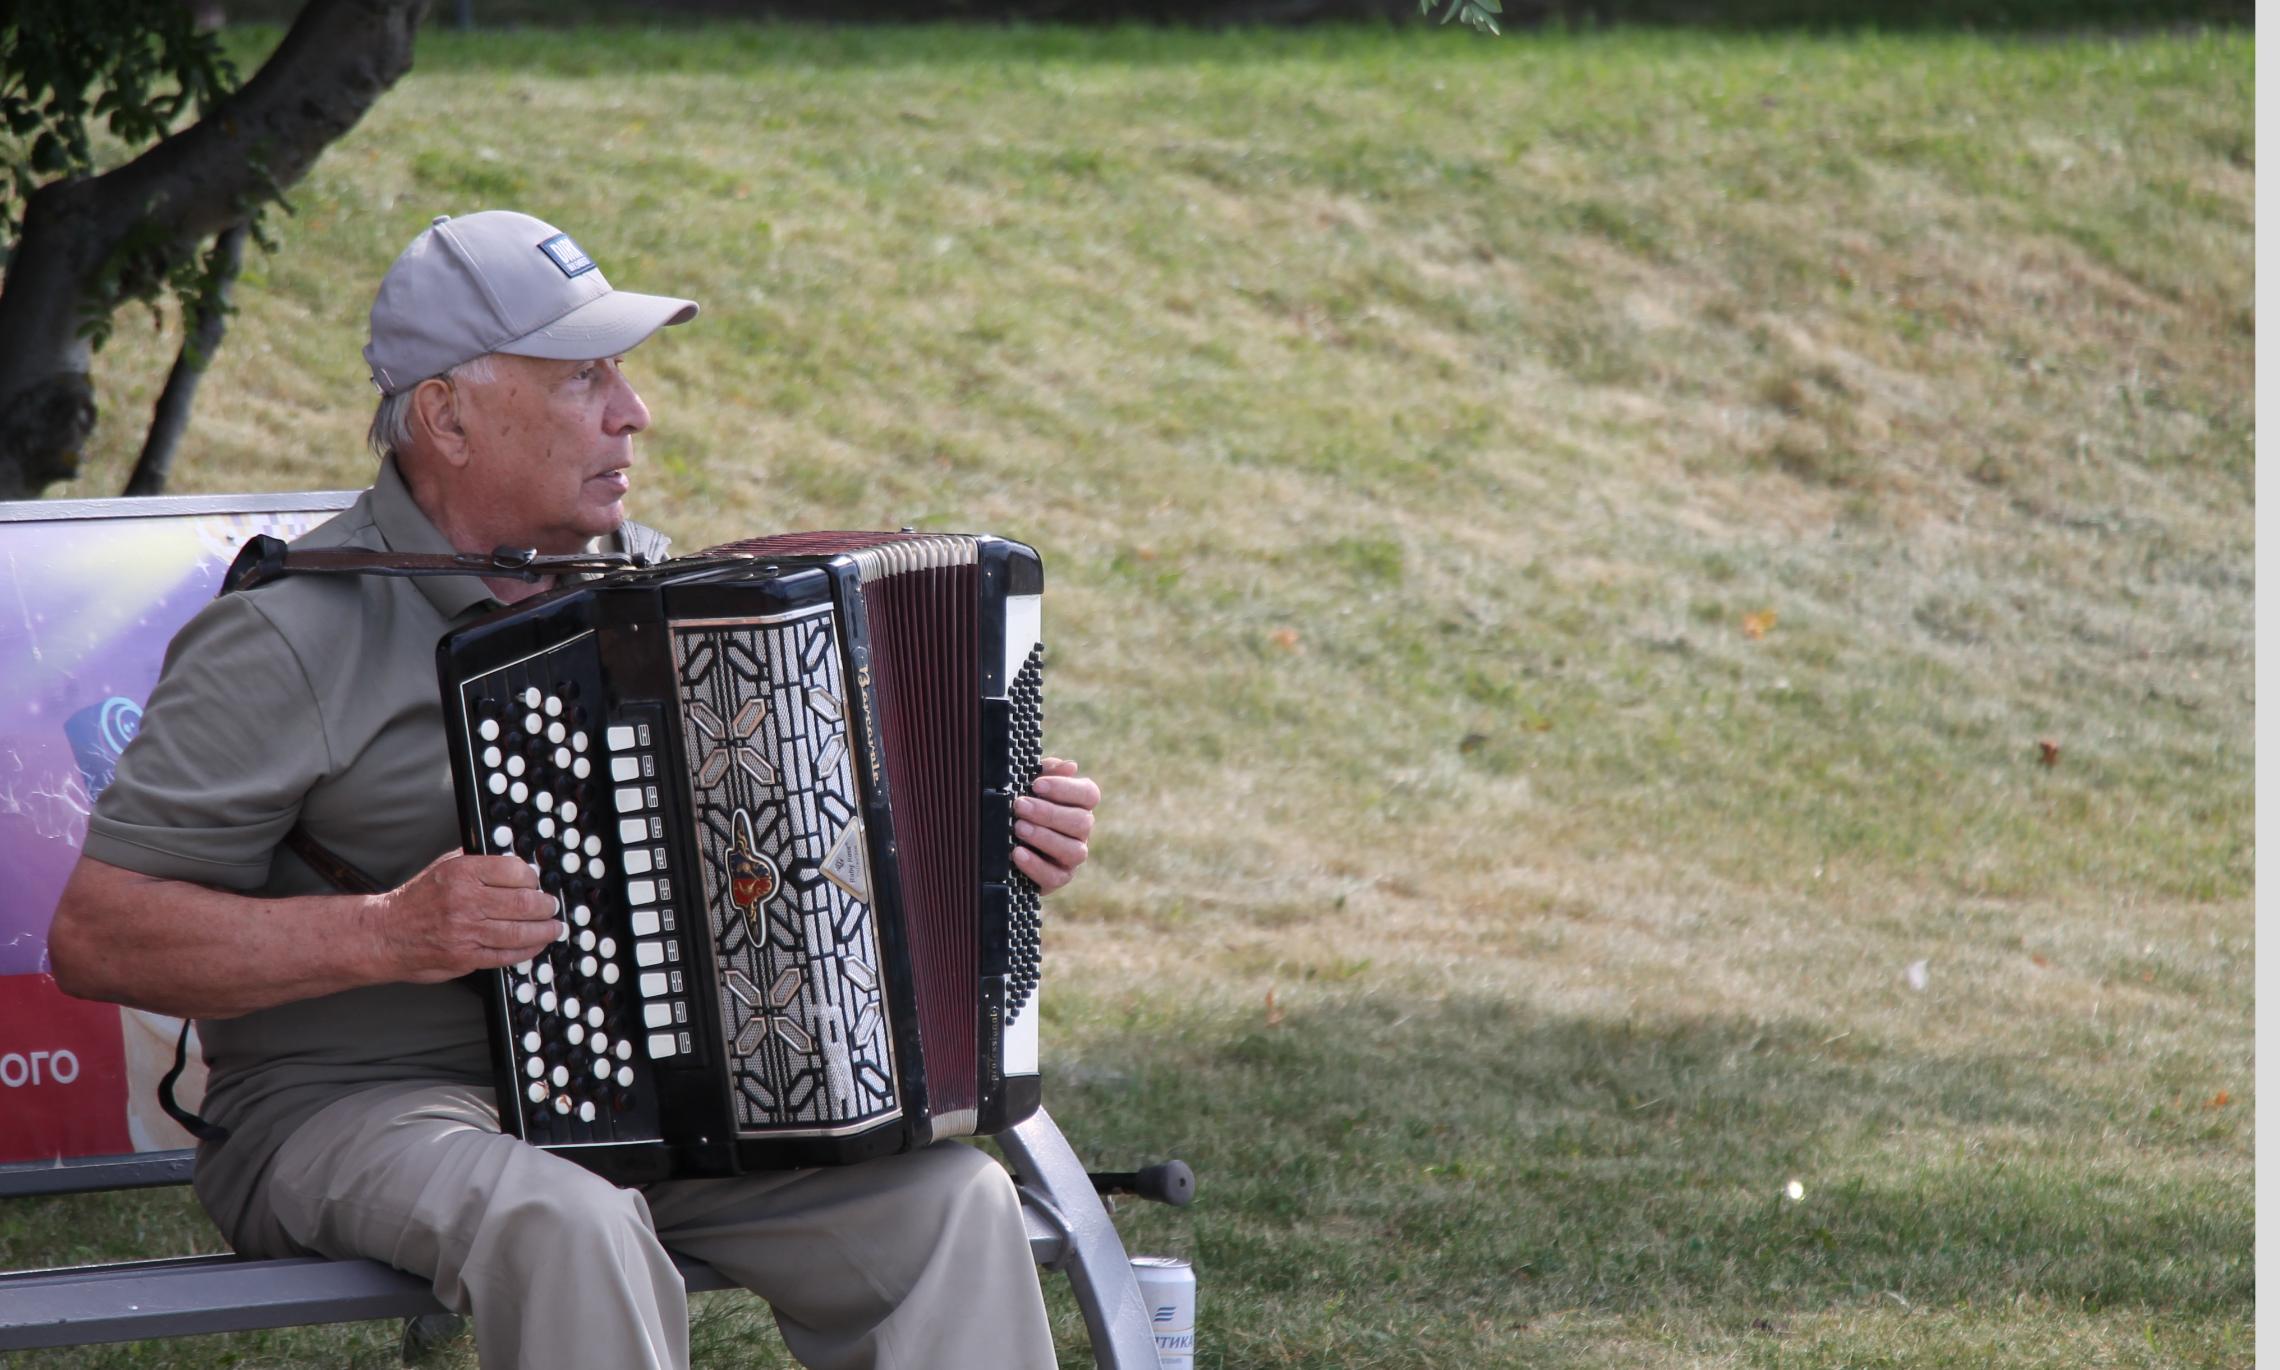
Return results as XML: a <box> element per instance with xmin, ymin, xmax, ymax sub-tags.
<box><xmin>0</xmin><ymin>492</ymin><xmax>1159</xmax><ymax>1366</ymax></box>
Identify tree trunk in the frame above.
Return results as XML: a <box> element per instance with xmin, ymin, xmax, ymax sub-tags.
<box><xmin>125</xmin><ymin>220</ymin><xmax>250</xmax><ymax>497</ymax></box>
<box><xmin>0</xmin><ymin>0</ymin><xmax>433</xmax><ymax>501</ymax></box>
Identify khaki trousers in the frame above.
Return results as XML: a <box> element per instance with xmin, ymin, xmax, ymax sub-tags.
<box><xmin>228</xmin><ymin>1081</ymin><xmax>1055</xmax><ymax>1370</ymax></box>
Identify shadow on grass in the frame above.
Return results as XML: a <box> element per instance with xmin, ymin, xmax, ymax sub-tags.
<box><xmin>1051</xmin><ymin>991</ymin><xmax>2250</xmax><ymax>1339</ymax></box>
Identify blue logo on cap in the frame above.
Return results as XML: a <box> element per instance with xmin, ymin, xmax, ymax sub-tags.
<box><xmin>539</xmin><ymin>233</ymin><xmax>596</xmax><ymax>278</ymax></box>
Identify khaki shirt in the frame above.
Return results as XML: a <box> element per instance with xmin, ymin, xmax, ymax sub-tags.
<box><xmin>84</xmin><ymin>457</ymin><xmax>669</xmax><ymax>1241</ymax></box>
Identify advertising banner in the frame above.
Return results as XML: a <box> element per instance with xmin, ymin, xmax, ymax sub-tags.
<box><xmin>0</xmin><ymin>495</ymin><xmax>350</xmax><ymax>1169</ymax></box>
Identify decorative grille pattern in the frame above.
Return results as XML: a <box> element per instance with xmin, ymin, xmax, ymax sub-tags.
<box><xmin>673</xmin><ymin>610</ymin><xmax>899</xmax><ymax>1135</ymax></box>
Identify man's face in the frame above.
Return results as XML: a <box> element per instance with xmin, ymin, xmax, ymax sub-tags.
<box><xmin>453</xmin><ymin>353</ymin><xmax>652</xmax><ymax>552</ymax></box>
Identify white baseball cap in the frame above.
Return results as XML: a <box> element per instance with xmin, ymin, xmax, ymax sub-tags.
<box><xmin>364</xmin><ymin>210</ymin><xmax>699</xmax><ymax>395</ymax></box>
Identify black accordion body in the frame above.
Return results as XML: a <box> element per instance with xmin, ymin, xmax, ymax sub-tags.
<box><xmin>437</xmin><ymin>532</ymin><xmax>1045</xmax><ymax>1183</ymax></box>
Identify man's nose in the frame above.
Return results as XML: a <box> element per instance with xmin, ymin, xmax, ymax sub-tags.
<box><xmin>607</xmin><ymin>370</ymin><xmax>650</xmax><ymax>436</ymax></box>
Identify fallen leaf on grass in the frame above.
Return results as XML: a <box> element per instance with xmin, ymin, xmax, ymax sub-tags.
<box><xmin>2037</xmin><ymin>738</ymin><xmax>2061</xmax><ymax>767</ymax></box>
<box><xmin>1265</xmin><ymin>986</ymin><xmax>1285</xmax><ymax>1027</ymax></box>
<box><xmin>2030</xmin><ymin>953</ymin><xmax>2052</xmax><ymax>968</ymax></box>
<box><xmin>2208</xmin><ymin>1091</ymin><xmax>2231</xmax><ymax>1109</ymax></box>
<box><xmin>1269</xmin><ymin>627</ymin><xmax>1301</xmax><ymax>652</ymax></box>
<box><xmin>1742</xmin><ymin>610</ymin><xmax>1777</xmax><ymax>640</ymax></box>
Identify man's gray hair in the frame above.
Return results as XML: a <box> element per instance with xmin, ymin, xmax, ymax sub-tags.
<box><xmin>367</xmin><ymin>353</ymin><xmax>499</xmax><ymax>461</ymax></box>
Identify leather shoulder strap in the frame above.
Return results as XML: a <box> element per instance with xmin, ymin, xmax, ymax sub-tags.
<box><xmin>224</xmin><ymin>534</ymin><xmax>646</xmax><ymax>593</ymax></box>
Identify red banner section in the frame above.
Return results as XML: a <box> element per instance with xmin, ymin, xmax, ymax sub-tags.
<box><xmin>0</xmin><ymin>973</ymin><xmax>130</xmax><ymax>1164</ymax></box>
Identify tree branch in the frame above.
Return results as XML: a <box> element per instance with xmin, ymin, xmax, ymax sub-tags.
<box><xmin>99</xmin><ymin>0</ymin><xmax>432</xmax><ymax>249</ymax></box>
<box><xmin>125</xmin><ymin>219</ymin><xmax>250</xmax><ymax>497</ymax></box>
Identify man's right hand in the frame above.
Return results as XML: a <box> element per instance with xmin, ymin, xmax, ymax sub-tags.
<box><xmin>367</xmin><ymin>852</ymin><xmax>565</xmax><ymax>983</ymax></box>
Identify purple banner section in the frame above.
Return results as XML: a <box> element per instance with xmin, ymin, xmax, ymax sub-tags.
<box><xmin>0</xmin><ymin>506</ymin><xmax>338</xmax><ymax>975</ymax></box>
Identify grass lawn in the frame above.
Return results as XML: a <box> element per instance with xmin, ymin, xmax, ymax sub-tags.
<box><xmin>2</xmin><ymin>18</ymin><xmax>2253</xmax><ymax>1369</ymax></box>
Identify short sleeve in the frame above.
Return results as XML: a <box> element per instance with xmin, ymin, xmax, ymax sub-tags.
<box><xmin>83</xmin><ymin>591</ymin><xmax>334</xmax><ymax>890</ymax></box>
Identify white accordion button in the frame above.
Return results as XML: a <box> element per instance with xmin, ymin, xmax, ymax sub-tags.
<box><xmin>548</xmin><ymin>721</ymin><xmax>566</xmax><ymax>744</ymax></box>
<box><xmin>626</xmin><ymin>879</ymin><xmax>657</xmax><ymax>906</ymax></box>
<box><xmin>553</xmin><ymin>1094</ymin><xmax>572</xmax><ymax>1115</ymax></box>
<box><xmin>616</xmin><ymin>1040</ymin><xmax>634</xmax><ymax>1062</ymax></box>
<box><xmin>616</xmin><ymin>1064</ymin><xmax>635</xmax><ymax>1086</ymax></box>
<box><xmin>634</xmin><ymin>941</ymin><xmax>666</xmax><ymax>967</ymax></box>
<box><xmin>644</xmin><ymin>1002</ymin><xmax>672</xmax><ymax>1029</ymax></box>
<box><xmin>527</xmin><ymin>1081</ymin><xmax>546</xmax><ymax>1104</ymax></box>
<box><xmin>638</xmin><ymin>972</ymin><xmax>668</xmax><ymax>998</ymax></box>
<box><xmin>523</xmin><ymin>687</ymin><xmax>543</xmax><ymax>709</ymax></box>
<box><xmin>544</xmin><ymin>694</ymin><xmax>562</xmax><ymax>718</ymax></box>
<box><xmin>577</xmin><ymin>929</ymin><xmax>596</xmax><ymax>952</ymax></box>
<box><xmin>647</xmin><ymin>1033</ymin><xmax>678</xmax><ymax>1060</ymax></box>
<box><xmin>578</xmin><ymin>1100</ymin><xmax>596</xmax><ymax>1123</ymax></box>
<box><xmin>610</xmin><ymin>756</ymin><xmax>641</xmax><ymax>782</ymax></box>
<box><xmin>491</xmin><ymin>825</ymin><xmax>513</xmax><ymax>849</ymax></box>
<box><xmin>535</xmin><ymin>791</ymin><xmax>553</xmax><ymax>813</ymax></box>
<box><xmin>524</xmin><ymin>712</ymin><xmax>543</xmax><ymax>735</ymax></box>
<box><xmin>601</xmin><ymin>962</ymin><xmax>621</xmax><ymax>986</ymax></box>
<box><xmin>614</xmin><ymin>786</ymin><xmax>643</xmax><ymax>814</ymax></box>
<box><xmin>630</xmin><ymin>910</ymin><xmax>660</xmax><ymax>937</ymax></box>
<box><xmin>560</xmin><ymin>800</ymin><xmax>579</xmax><ymax>824</ymax></box>
<box><xmin>562</xmin><ymin>996</ymin><xmax>582</xmax><ymax>1019</ymax></box>
<box><xmin>539</xmin><ymin>990</ymin><xmax>558</xmax><ymax>1013</ymax></box>
<box><xmin>554</xmin><ymin>747</ymin><xmax>572</xmax><ymax>770</ymax></box>
<box><xmin>479</xmin><ymin>718</ymin><xmax>501</xmax><ymax>742</ymax></box>
<box><xmin>572</xmin><ymin>730</ymin><xmax>589</xmax><ymax>754</ymax></box>
<box><xmin>579</xmin><ymin>956</ymin><xmax>599</xmax><ymax>978</ymax></box>
<box><xmin>617</xmin><ymin>817</ymin><xmax>645</xmax><ymax>843</ymax></box>
<box><xmin>597</xmin><ymin>937</ymin><xmax>617</xmax><ymax>959</ymax></box>
<box><xmin>571</xmin><ymin>904</ymin><xmax>591</xmax><ymax>928</ymax></box>
<box><xmin>566</xmin><ymin>1023</ymin><xmax>585</xmax><ymax>1047</ymax></box>
<box><xmin>593</xmin><ymin>1058</ymin><xmax>611</xmax><ymax>1082</ymax></box>
<box><xmin>591</xmin><ymin>1034</ymin><xmax>610</xmax><ymax>1058</ymax></box>
<box><xmin>506</xmin><ymin>754</ymin><xmax>526</xmax><ymax>778</ymax></box>
<box><xmin>536</xmin><ymin>816</ymin><xmax>555</xmax><ymax>840</ymax></box>
<box><xmin>584</xmin><ymin>835</ymin><xmax>602</xmax><ymax>858</ymax></box>
<box><xmin>607</xmin><ymin>725</ymin><xmax>637</xmax><ymax>751</ymax></box>
<box><xmin>561</xmin><ymin>850</ymin><xmax>580</xmax><ymax>873</ymax></box>
<box><xmin>482</xmin><ymin>745</ymin><xmax>502</xmax><ymax>768</ymax></box>
<box><xmin>525</xmin><ymin>1057</ymin><xmax>544</xmax><ymax>1079</ymax></box>
<box><xmin>588</xmin><ymin>1005</ymin><xmax>605</xmax><ymax>1029</ymax></box>
<box><xmin>623</xmin><ymin>848</ymin><xmax>653</xmax><ymax>876</ymax></box>
<box><xmin>514</xmin><ymin>981</ymin><xmax>535</xmax><ymax>1005</ymax></box>
<box><xmin>487</xmin><ymin>773</ymin><xmax>507</xmax><ymax>796</ymax></box>
<box><xmin>522</xmin><ymin>1030</ymin><xmax>541</xmax><ymax>1053</ymax></box>
<box><xmin>510</xmin><ymin>781</ymin><xmax>529</xmax><ymax>804</ymax></box>
<box><xmin>550</xmin><ymin>1064</ymin><xmax>569</xmax><ymax>1087</ymax></box>
<box><xmin>535</xmin><ymin>962</ymin><xmax>554</xmax><ymax>986</ymax></box>
<box><xmin>573</xmin><ymin>757</ymin><xmax>592</xmax><ymax>779</ymax></box>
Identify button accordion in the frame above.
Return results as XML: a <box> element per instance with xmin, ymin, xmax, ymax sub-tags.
<box><xmin>437</xmin><ymin>532</ymin><xmax>1045</xmax><ymax>1183</ymax></box>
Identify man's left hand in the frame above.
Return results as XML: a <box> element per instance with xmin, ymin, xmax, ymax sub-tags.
<box><xmin>1012</xmin><ymin>757</ymin><xmax>1099</xmax><ymax>895</ymax></box>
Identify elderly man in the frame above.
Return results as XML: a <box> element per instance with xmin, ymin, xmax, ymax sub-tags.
<box><xmin>47</xmin><ymin>210</ymin><xmax>1099</xmax><ymax>1370</ymax></box>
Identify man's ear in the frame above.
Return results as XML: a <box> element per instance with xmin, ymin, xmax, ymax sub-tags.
<box><xmin>409</xmin><ymin>375</ymin><xmax>469</xmax><ymax>467</ymax></box>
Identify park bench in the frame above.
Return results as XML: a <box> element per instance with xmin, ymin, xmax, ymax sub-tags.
<box><xmin>0</xmin><ymin>490</ymin><xmax>1180</xmax><ymax>1367</ymax></box>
